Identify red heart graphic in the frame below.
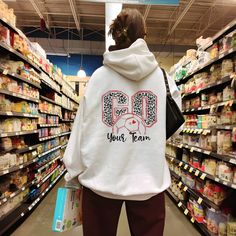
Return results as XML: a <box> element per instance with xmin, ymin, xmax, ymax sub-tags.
<box><xmin>132</xmin><ymin>120</ymin><xmax>136</xmax><ymax>124</ymax></box>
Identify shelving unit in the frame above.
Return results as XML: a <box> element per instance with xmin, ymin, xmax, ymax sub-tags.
<box><xmin>0</xmin><ymin>8</ymin><xmax>78</xmax><ymax>235</ymax></box>
<box><xmin>167</xmin><ymin>20</ymin><xmax>236</xmax><ymax>236</ymax></box>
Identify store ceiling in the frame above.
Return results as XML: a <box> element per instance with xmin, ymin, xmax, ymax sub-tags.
<box><xmin>4</xmin><ymin>0</ymin><xmax>236</xmax><ymax>55</ymax></box>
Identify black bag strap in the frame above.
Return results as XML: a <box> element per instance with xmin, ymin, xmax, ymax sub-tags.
<box><xmin>161</xmin><ymin>68</ymin><xmax>171</xmax><ymax>96</ymax></box>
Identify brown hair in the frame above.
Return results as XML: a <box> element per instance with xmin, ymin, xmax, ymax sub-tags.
<box><xmin>108</xmin><ymin>8</ymin><xmax>146</xmax><ymax>51</ymax></box>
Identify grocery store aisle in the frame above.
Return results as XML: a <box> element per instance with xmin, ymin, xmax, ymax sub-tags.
<box><xmin>12</xmin><ymin>178</ymin><xmax>201</xmax><ymax>236</ymax></box>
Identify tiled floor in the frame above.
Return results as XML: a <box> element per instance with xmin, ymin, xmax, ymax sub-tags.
<box><xmin>12</xmin><ymin>179</ymin><xmax>201</xmax><ymax>236</ymax></box>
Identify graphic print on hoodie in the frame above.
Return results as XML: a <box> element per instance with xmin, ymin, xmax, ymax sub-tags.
<box><xmin>102</xmin><ymin>90</ymin><xmax>157</xmax><ymax>143</ymax></box>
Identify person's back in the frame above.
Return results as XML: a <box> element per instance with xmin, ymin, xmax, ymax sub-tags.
<box><xmin>63</xmin><ymin>8</ymin><xmax>181</xmax><ymax>236</ymax></box>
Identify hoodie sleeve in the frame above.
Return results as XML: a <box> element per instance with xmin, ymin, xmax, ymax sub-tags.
<box><xmin>63</xmin><ymin>97</ymin><xmax>85</xmax><ymax>182</ymax></box>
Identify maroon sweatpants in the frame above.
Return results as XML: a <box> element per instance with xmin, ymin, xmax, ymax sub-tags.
<box><xmin>82</xmin><ymin>187</ymin><xmax>165</xmax><ymax>236</ymax></box>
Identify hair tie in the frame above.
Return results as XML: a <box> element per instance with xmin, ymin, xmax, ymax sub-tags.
<box><xmin>122</xmin><ymin>27</ymin><xmax>128</xmax><ymax>37</ymax></box>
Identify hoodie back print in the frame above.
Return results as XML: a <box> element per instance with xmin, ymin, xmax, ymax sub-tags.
<box><xmin>63</xmin><ymin>39</ymin><xmax>181</xmax><ymax>201</ymax></box>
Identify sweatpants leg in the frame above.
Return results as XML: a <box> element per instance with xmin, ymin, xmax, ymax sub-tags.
<box><xmin>82</xmin><ymin>187</ymin><xmax>123</xmax><ymax>236</ymax></box>
<box><xmin>125</xmin><ymin>192</ymin><xmax>165</xmax><ymax>236</ymax></box>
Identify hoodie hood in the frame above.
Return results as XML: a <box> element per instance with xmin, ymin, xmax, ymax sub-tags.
<box><xmin>103</xmin><ymin>39</ymin><xmax>158</xmax><ymax>81</ymax></box>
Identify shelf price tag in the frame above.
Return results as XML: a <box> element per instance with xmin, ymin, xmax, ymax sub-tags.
<box><xmin>191</xmin><ymin>217</ymin><xmax>195</xmax><ymax>223</ymax></box>
<box><xmin>195</xmin><ymin>170</ymin><xmax>200</xmax><ymax>176</ymax></box>
<box><xmin>178</xmin><ymin>202</ymin><xmax>182</xmax><ymax>208</ymax></box>
<box><xmin>171</xmin><ymin>157</ymin><xmax>174</xmax><ymax>162</ymax></box>
<box><xmin>184</xmin><ymin>164</ymin><xmax>188</xmax><ymax>170</ymax></box>
<box><xmin>179</xmin><ymin>162</ymin><xmax>183</xmax><ymax>167</ymax></box>
<box><xmin>178</xmin><ymin>144</ymin><xmax>183</xmax><ymax>148</ymax></box>
<box><xmin>184</xmin><ymin>209</ymin><xmax>189</xmax><ymax>215</ymax></box>
<box><xmin>3</xmin><ymin>69</ymin><xmax>8</xmax><ymax>75</ymax></box>
<box><xmin>178</xmin><ymin>182</ymin><xmax>182</xmax><ymax>187</ymax></box>
<box><xmin>215</xmin><ymin>177</ymin><xmax>220</xmax><ymax>182</ymax></box>
<box><xmin>204</xmin><ymin>150</ymin><xmax>211</xmax><ymax>155</ymax></box>
<box><xmin>183</xmin><ymin>186</ymin><xmax>188</xmax><ymax>192</ymax></box>
<box><xmin>197</xmin><ymin>197</ymin><xmax>203</xmax><ymax>204</ymax></box>
<box><xmin>190</xmin><ymin>147</ymin><xmax>195</xmax><ymax>152</ymax></box>
<box><xmin>200</xmin><ymin>173</ymin><xmax>207</xmax><ymax>180</ymax></box>
<box><xmin>189</xmin><ymin>167</ymin><xmax>194</xmax><ymax>173</ymax></box>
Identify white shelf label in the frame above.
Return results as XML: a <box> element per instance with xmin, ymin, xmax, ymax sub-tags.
<box><xmin>230</xmin><ymin>159</ymin><xmax>236</xmax><ymax>164</ymax></box>
<box><xmin>184</xmin><ymin>209</ymin><xmax>189</xmax><ymax>215</ymax></box>
<box><xmin>3</xmin><ymin>170</ymin><xmax>9</xmax><ymax>175</ymax></box>
<box><xmin>6</xmin><ymin>112</ymin><xmax>13</xmax><ymax>115</ymax></box>
<box><xmin>19</xmin><ymin>165</ymin><xmax>24</xmax><ymax>169</ymax></box>
<box><xmin>3</xmin><ymin>198</ymin><xmax>7</xmax><ymax>202</ymax></box>
<box><xmin>215</xmin><ymin>177</ymin><xmax>220</xmax><ymax>182</ymax></box>
<box><xmin>204</xmin><ymin>150</ymin><xmax>211</xmax><ymax>155</ymax></box>
<box><xmin>178</xmin><ymin>202</ymin><xmax>182</xmax><ymax>208</ymax></box>
<box><xmin>183</xmin><ymin>186</ymin><xmax>188</xmax><ymax>192</ymax></box>
<box><xmin>223</xmin><ymin>181</ymin><xmax>228</xmax><ymax>186</ymax></box>
<box><xmin>178</xmin><ymin>182</ymin><xmax>182</xmax><ymax>187</ymax></box>
<box><xmin>3</xmin><ymin>69</ymin><xmax>8</xmax><ymax>75</ymax></box>
<box><xmin>231</xmin><ymin>184</ymin><xmax>236</xmax><ymax>189</ymax></box>
<box><xmin>200</xmin><ymin>173</ymin><xmax>207</xmax><ymax>180</ymax></box>
<box><xmin>184</xmin><ymin>164</ymin><xmax>188</xmax><ymax>170</ymax></box>
<box><xmin>21</xmin><ymin>213</ymin><xmax>25</xmax><ymax>217</ymax></box>
<box><xmin>22</xmin><ymin>187</ymin><xmax>25</xmax><ymax>191</ymax></box>
<box><xmin>179</xmin><ymin>162</ymin><xmax>183</xmax><ymax>167</ymax></box>
<box><xmin>189</xmin><ymin>167</ymin><xmax>194</xmax><ymax>173</ymax></box>
<box><xmin>191</xmin><ymin>217</ymin><xmax>195</xmax><ymax>223</ymax></box>
<box><xmin>197</xmin><ymin>197</ymin><xmax>203</xmax><ymax>204</ymax></box>
<box><xmin>195</xmin><ymin>170</ymin><xmax>200</xmax><ymax>176</ymax></box>
<box><xmin>190</xmin><ymin>147</ymin><xmax>195</xmax><ymax>152</ymax></box>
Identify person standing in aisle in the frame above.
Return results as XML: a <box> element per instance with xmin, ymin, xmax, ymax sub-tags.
<box><xmin>63</xmin><ymin>8</ymin><xmax>181</xmax><ymax>236</ymax></box>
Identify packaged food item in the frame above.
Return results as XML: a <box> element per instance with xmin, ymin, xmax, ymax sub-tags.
<box><xmin>206</xmin><ymin>208</ymin><xmax>219</xmax><ymax>234</ymax></box>
<box><xmin>221</xmin><ymin>59</ymin><xmax>233</xmax><ymax>78</ymax></box>
<box><xmin>193</xmin><ymin>200</ymin><xmax>204</xmax><ymax>223</ymax></box>
<box><xmin>202</xmin><ymin>159</ymin><xmax>217</xmax><ymax>176</ymax></box>
<box><xmin>217</xmin><ymin>162</ymin><xmax>233</xmax><ymax>182</ymax></box>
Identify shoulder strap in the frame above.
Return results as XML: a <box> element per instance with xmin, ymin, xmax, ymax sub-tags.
<box><xmin>161</xmin><ymin>68</ymin><xmax>171</xmax><ymax>96</ymax></box>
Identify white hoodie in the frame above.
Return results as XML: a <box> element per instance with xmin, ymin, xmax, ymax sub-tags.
<box><xmin>63</xmin><ymin>39</ymin><xmax>181</xmax><ymax>201</ymax></box>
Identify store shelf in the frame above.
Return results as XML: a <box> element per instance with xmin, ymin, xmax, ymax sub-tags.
<box><xmin>61</xmin><ymin>90</ymin><xmax>79</xmax><ymax>105</ymax></box>
<box><xmin>0</xmin><ymin>130</ymin><xmax>39</xmax><ymax>138</ymax></box>
<box><xmin>0</xmin><ymin>41</ymin><xmax>41</xmax><ymax>73</ymax></box>
<box><xmin>215</xmin><ymin>124</ymin><xmax>236</xmax><ymax>130</ymax></box>
<box><xmin>38</xmin><ymin>123</ymin><xmax>60</xmax><ymax>128</ymax></box>
<box><xmin>41</xmin><ymin>80</ymin><xmax>61</xmax><ymax>95</ymax></box>
<box><xmin>166</xmin><ymin>141</ymin><xmax>236</xmax><ymax>165</ymax></box>
<box><xmin>0</xmin><ymin>178</ymin><xmax>36</xmax><ymax>206</ymax></box>
<box><xmin>39</xmin><ymin>134</ymin><xmax>59</xmax><ymax>142</ymax></box>
<box><xmin>0</xmin><ymin>111</ymin><xmax>39</xmax><ymax>118</ymax></box>
<box><xmin>166</xmin><ymin>189</ymin><xmax>213</xmax><ymax>236</ymax></box>
<box><xmin>169</xmin><ymin>171</ymin><xmax>220</xmax><ymax>210</ymax></box>
<box><xmin>201</xmin><ymin>19</ymin><xmax>236</xmax><ymax>51</ymax></box>
<box><xmin>182</xmin><ymin>99</ymin><xmax>236</xmax><ymax>114</ymax></box>
<box><xmin>36</xmin><ymin>165</ymin><xmax>61</xmax><ymax>188</ymax></box>
<box><xmin>61</xmin><ymin>143</ymin><xmax>68</xmax><ymax>149</ymax></box>
<box><xmin>59</xmin><ymin>131</ymin><xmax>71</xmax><ymax>137</ymax></box>
<box><xmin>40</xmin><ymin>95</ymin><xmax>61</xmax><ymax>106</ymax></box>
<box><xmin>15</xmin><ymin>144</ymin><xmax>39</xmax><ymax>154</ymax></box>
<box><xmin>38</xmin><ymin>145</ymin><xmax>61</xmax><ymax>158</ymax></box>
<box><xmin>0</xmin><ymin>17</ymin><xmax>19</xmax><ymax>34</ymax></box>
<box><xmin>61</xmin><ymin>105</ymin><xmax>74</xmax><ymax>112</ymax></box>
<box><xmin>182</xmin><ymin>128</ymin><xmax>211</xmax><ymax>135</ymax></box>
<box><xmin>0</xmin><ymin>66</ymin><xmax>41</xmax><ymax>89</ymax></box>
<box><xmin>176</xmin><ymin>46</ymin><xmax>236</xmax><ymax>85</ymax></box>
<box><xmin>166</xmin><ymin>154</ymin><xmax>236</xmax><ymax>190</ymax></box>
<box><xmin>39</xmin><ymin>110</ymin><xmax>61</xmax><ymax>117</ymax></box>
<box><xmin>0</xmin><ymin>89</ymin><xmax>40</xmax><ymax>103</ymax></box>
<box><xmin>182</xmin><ymin>75</ymin><xmax>233</xmax><ymax>98</ymax></box>
<box><xmin>37</xmin><ymin>155</ymin><xmax>61</xmax><ymax>173</ymax></box>
<box><xmin>0</xmin><ymin>168</ymin><xmax>66</xmax><ymax>236</ymax></box>
<box><xmin>60</xmin><ymin>119</ymin><xmax>74</xmax><ymax>122</ymax></box>
<box><xmin>0</xmin><ymin>155</ymin><xmax>38</xmax><ymax>177</ymax></box>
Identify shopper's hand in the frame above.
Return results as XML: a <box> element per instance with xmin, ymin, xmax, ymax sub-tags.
<box><xmin>64</xmin><ymin>174</ymin><xmax>81</xmax><ymax>189</ymax></box>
